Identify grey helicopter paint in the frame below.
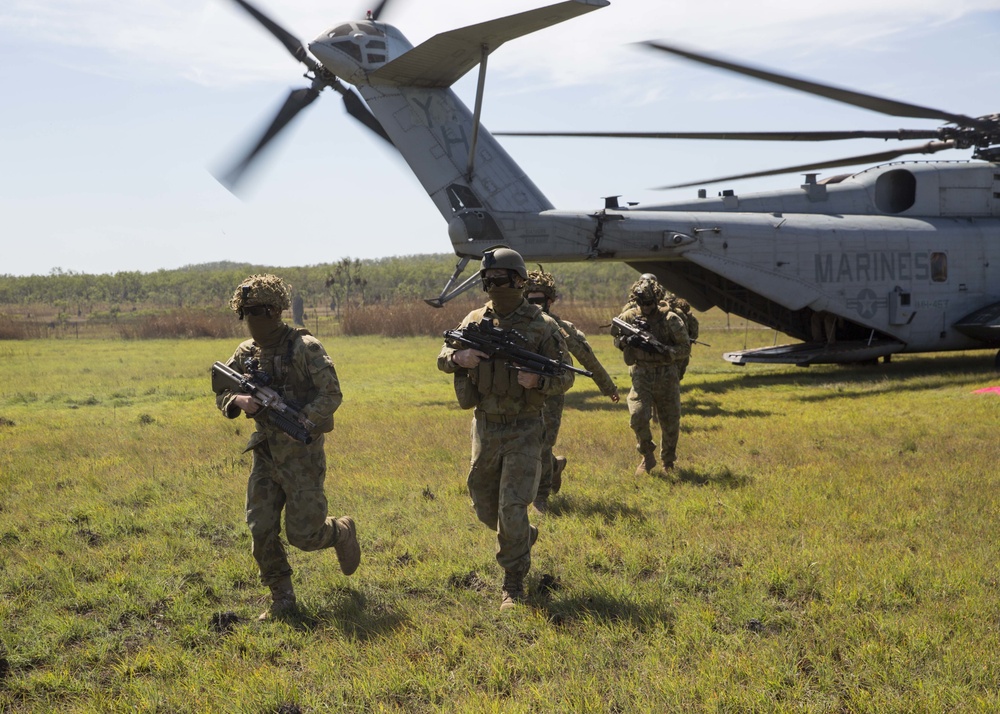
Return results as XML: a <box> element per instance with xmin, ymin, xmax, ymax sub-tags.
<box><xmin>216</xmin><ymin>0</ymin><xmax>1000</xmax><ymax>368</ymax></box>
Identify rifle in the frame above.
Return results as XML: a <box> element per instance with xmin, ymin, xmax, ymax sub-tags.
<box><xmin>211</xmin><ymin>360</ymin><xmax>316</xmax><ymax>444</ymax></box>
<box><xmin>611</xmin><ymin>316</ymin><xmax>676</xmax><ymax>356</ymax></box>
<box><xmin>444</xmin><ymin>318</ymin><xmax>592</xmax><ymax>378</ymax></box>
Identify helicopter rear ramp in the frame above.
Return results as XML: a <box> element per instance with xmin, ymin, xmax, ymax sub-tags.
<box><xmin>723</xmin><ymin>340</ymin><xmax>906</xmax><ymax>366</ymax></box>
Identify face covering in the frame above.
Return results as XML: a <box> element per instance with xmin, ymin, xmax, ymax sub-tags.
<box><xmin>487</xmin><ymin>286</ymin><xmax>524</xmax><ymax>315</ymax></box>
<box><xmin>246</xmin><ymin>313</ymin><xmax>285</xmax><ymax>347</ymax></box>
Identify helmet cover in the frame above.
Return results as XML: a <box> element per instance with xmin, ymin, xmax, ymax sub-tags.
<box><xmin>229</xmin><ymin>273</ymin><xmax>292</xmax><ymax>313</ymax></box>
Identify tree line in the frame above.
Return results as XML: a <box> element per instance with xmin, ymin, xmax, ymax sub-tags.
<box><xmin>0</xmin><ymin>255</ymin><xmax>642</xmax><ymax>313</ymax></box>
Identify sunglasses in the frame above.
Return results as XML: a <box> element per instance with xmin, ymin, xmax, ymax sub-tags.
<box><xmin>527</xmin><ymin>296</ymin><xmax>548</xmax><ymax>305</ymax></box>
<box><xmin>243</xmin><ymin>305</ymin><xmax>273</xmax><ymax>317</ymax></box>
<box><xmin>482</xmin><ymin>274</ymin><xmax>514</xmax><ymax>289</ymax></box>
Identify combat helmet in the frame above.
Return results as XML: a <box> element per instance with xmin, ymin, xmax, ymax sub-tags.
<box><xmin>230</xmin><ymin>273</ymin><xmax>292</xmax><ymax>319</ymax></box>
<box><xmin>524</xmin><ymin>266</ymin><xmax>558</xmax><ymax>301</ymax></box>
<box><xmin>479</xmin><ymin>245</ymin><xmax>528</xmax><ymax>290</ymax></box>
<box><xmin>629</xmin><ymin>274</ymin><xmax>666</xmax><ymax>306</ymax></box>
<box><xmin>480</xmin><ymin>246</ymin><xmax>528</xmax><ymax>280</ymax></box>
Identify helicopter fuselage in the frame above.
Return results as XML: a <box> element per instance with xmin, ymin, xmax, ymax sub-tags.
<box><xmin>230</xmin><ymin>0</ymin><xmax>1000</xmax><ymax>365</ymax></box>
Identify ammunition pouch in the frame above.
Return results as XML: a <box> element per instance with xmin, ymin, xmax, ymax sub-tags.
<box><xmin>453</xmin><ymin>370</ymin><xmax>481</xmax><ymax>410</ymax></box>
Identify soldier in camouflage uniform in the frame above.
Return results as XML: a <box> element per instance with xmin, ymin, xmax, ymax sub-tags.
<box><xmin>214</xmin><ymin>274</ymin><xmax>361</xmax><ymax>621</ymax></box>
<box><xmin>523</xmin><ymin>269</ymin><xmax>620</xmax><ymax>513</ymax></box>
<box><xmin>623</xmin><ymin>274</ymin><xmax>700</xmax><ymax>380</ymax></box>
<box><xmin>438</xmin><ymin>248</ymin><xmax>574</xmax><ymax>612</ymax></box>
<box><xmin>611</xmin><ymin>275</ymin><xmax>691</xmax><ymax>475</ymax></box>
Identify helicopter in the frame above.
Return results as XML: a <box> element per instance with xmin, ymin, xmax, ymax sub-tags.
<box><xmin>215</xmin><ymin>0</ymin><xmax>1000</xmax><ymax>368</ymax></box>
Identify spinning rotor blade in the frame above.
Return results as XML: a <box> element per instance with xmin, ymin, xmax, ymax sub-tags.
<box><xmin>495</xmin><ymin>129</ymin><xmax>942</xmax><ymax>142</ymax></box>
<box><xmin>658</xmin><ymin>140</ymin><xmax>956</xmax><ymax>190</ymax></box>
<box><xmin>367</xmin><ymin>0</ymin><xmax>394</xmax><ymax>21</ymax></box>
<box><xmin>642</xmin><ymin>41</ymin><xmax>980</xmax><ymax>128</ymax></box>
<box><xmin>217</xmin><ymin>87</ymin><xmax>320</xmax><ymax>191</ymax></box>
<box><xmin>229</xmin><ymin>0</ymin><xmax>316</xmax><ymax>68</ymax></box>
<box><xmin>338</xmin><ymin>85</ymin><xmax>393</xmax><ymax>144</ymax></box>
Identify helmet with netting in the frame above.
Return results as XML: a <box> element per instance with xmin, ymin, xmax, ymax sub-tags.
<box><xmin>524</xmin><ymin>267</ymin><xmax>558</xmax><ymax>301</ymax></box>
<box><xmin>479</xmin><ymin>246</ymin><xmax>528</xmax><ymax>280</ymax></box>
<box><xmin>229</xmin><ymin>274</ymin><xmax>292</xmax><ymax>314</ymax></box>
<box><xmin>629</xmin><ymin>276</ymin><xmax>666</xmax><ymax>305</ymax></box>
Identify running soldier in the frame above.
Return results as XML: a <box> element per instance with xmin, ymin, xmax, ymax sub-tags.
<box><xmin>437</xmin><ymin>248</ymin><xmax>574</xmax><ymax>611</ymax></box>
<box><xmin>611</xmin><ymin>275</ymin><xmax>691</xmax><ymax>475</ymax></box>
<box><xmin>523</xmin><ymin>268</ymin><xmax>619</xmax><ymax>513</ymax></box>
<box><xmin>214</xmin><ymin>274</ymin><xmax>360</xmax><ymax>621</ymax></box>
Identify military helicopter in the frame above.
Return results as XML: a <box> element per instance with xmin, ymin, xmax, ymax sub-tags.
<box><xmin>215</xmin><ymin>0</ymin><xmax>1000</xmax><ymax>368</ymax></box>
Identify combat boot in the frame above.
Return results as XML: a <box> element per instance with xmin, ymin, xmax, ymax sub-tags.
<box><xmin>500</xmin><ymin>568</ymin><xmax>527</xmax><ymax>612</ymax></box>
<box><xmin>551</xmin><ymin>456</ymin><xmax>567</xmax><ymax>494</ymax></box>
<box><xmin>333</xmin><ymin>516</ymin><xmax>361</xmax><ymax>576</ymax></box>
<box><xmin>635</xmin><ymin>452</ymin><xmax>656</xmax><ymax>476</ymax></box>
<box><xmin>259</xmin><ymin>576</ymin><xmax>296</xmax><ymax>621</ymax></box>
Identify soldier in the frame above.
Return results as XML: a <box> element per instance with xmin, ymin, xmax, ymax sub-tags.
<box><xmin>214</xmin><ymin>274</ymin><xmax>360</xmax><ymax>621</ymax></box>
<box><xmin>523</xmin><ymin>268</ymin><xmax>620</xmax><ymax>513</ymax></box>
<box><xmin>624</xmin><ymin>273</ymin><xmax>699</xmax><ymax>380</ymax></box>
<box><xmin>611</xmin><ymin>275</ymin><xmax>691</xmax><ymax>475</ymax></box>
<box><xmin>437</xmin><ymin>247</ymin><xmax>574</xmax><ymax>611</ymax></box>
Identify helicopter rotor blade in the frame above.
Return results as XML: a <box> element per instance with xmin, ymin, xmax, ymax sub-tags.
<box><xmin>216</xmin><ymin>87</ymin><xmax>321</xmax><ymax>192</ymax></box>
<box><xmin>367</xmin><ymin>0</ymin><xmax>394</xmax><ymax>21</ymax></box>
<box><xmin>641</xmin><ymin>41</ymin><xmax>981</xmax><ymax>129</ymax></box>
<box><xmin>229</xmin><ymin>0</ymin><xmax>319</xmax><ymax>70</ymax></box>
<box><xmin>657</xmin><ymin>140</ymin><xmax>956</xmax><ymax>190</ymax></box>
<box><xmin>495</xmin><ymin>129</ymin><xmax>943</xmax><ymax>142</ymax></box>
<box><xmin>333</xmin><ymin>83</ymin><xmax>394</xmax><ymax>144</ymax></box>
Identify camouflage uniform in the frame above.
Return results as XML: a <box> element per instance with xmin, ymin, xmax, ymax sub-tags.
<box><xmin>523</xmin><ymin>270</ymin><xmax>618</xmax><ymax>505</ymax></box>
<box><xmin>535</xmin><ymin>317</ymin><xmax>618</xmax><ymax>500</ymax></box>
<box><xmin>438</xmin><ymin>302</ymin><xmax>574</xmax><ymax>575</ymax></box>
<box><xmin>612</xmin><ymin>279</ymin><xmax>691</xmax><ymax>470</ymax></box>
<box><xmin>621</xmin><ymin>294</ymin><xmax>699</xmax><ymax>381</ymax></box>
<box><xmin>214</xmin><ymin>274</ymin><xmax>357</xmax><ymax>618</ymax></box>
<box><xmin>217</xmin><ymin>325</ymin><xmax>344</xmax><ymax>584</ymax></box>
<box><xmin>664</xmin><ymin>296</ymin><xmax>699</xmax><ymax>380</ymax></box>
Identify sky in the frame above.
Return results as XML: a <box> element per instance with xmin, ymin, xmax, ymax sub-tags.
<box><xmin>2</xmin><ymin>0</ymin><xmax>999</xmax><ymax>277</ymax></box>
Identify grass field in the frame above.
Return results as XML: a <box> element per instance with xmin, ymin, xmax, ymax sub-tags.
<box><xmin>1</xmin><ymin>313</ymin><xmax>999</xmax><ymax>712</ymax></box>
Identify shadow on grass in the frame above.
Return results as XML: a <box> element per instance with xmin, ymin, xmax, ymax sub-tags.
<box><xmin>538</xmin><ymin>589</ymin><xmax>676</xmax><ymax>632</ymax></box>
<box><xmin>683</xmin><ymin>395</ymin><xmax>771</xmax><ymax>420</ymax></box>
<box><xmin>563</xmin><ymin>391</ymin><xmax>628</xmax><ymax>412</ymax></box>
<box><xmin>652</xmin><ymin>465</ymin><xmax>752</xmax><ymax>489</ymax></box>
<box><xmin>549</xmin><ymin>494</ymin><xmax>645</xmax><ymax>523</ymax></box>
<box><xmin>693</xmin><ymin>351</ymin><xmax>996</xmax><ymax>398</ymax></box>
<box><xmin>281</xmin><ymin>586</ymin><xmax>408</xmax><ymax>640</ymax></box>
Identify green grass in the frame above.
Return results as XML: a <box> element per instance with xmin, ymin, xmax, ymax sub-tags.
<box><xmin>1</xmin><ymin>321</ymin><xmax>999</xmax><ymax>712</ymax></box>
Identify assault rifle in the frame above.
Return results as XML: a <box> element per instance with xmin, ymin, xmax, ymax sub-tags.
<box><xmin>211</xmin><ymin>360</ymin><xmax>316</xmax><ymax>444</ymax></box>
<box><xmin>444</xmin><ymin>318</ymin><xmax>592</xmax><ymax>378</ymax></box>
<box><xmin>611</xmin><ymin>316</ymin><xmax>676</xmax><ymax>355</ymax></box>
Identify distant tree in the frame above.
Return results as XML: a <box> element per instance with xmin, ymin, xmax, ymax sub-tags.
<box><xmin>325</xmin><ymin>258</ymin><xmax>367</xmax><ymax>316</ymax></box>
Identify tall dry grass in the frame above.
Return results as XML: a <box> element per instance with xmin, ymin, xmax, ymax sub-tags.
<box><xmin>0</xmin><ymin>314</ymin><xmax>43</xmax><ymax>340</ymax></box>
<box><xmin>340</xmin><ymin>299</ymin><xmax>620</xmax><ymax>337</ymax></box>
<box><xmin>114</xmin><ymin>309</ymin><xmax>243</xmax><ymax>340</ymax></box>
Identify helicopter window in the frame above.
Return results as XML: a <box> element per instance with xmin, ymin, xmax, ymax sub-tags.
<box><xmin>930</xmin><ymin>252</ymin><xmax>948</xmax><ymax>282</ymax></box>
<box><xmin>366</xmin><ymin>40</ymin><xmax>386</xmax><ymax>50</ymax></box>
<box><xmin>874</xmin><ymin>169</ymin><xmax>916</xmax><ymax>214</ymax></box>
<box><xmin>358</xmin><ymin>25</ymin><xmax>384</xmax><ymax>36</ymax></box>
<box><xmin>367</xmin><ymin>54</ymin><xmax>386</xmax><ymax>63</ymax></box>
<box><xmin>330</xmin><ymin>40</ymin><xmax>363</xmax><ymax>62</ymax></box>
<box><xmin>328</xmin><ymin>24</ymin><xmax>354</xmax><ymax>37</ymax></box>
